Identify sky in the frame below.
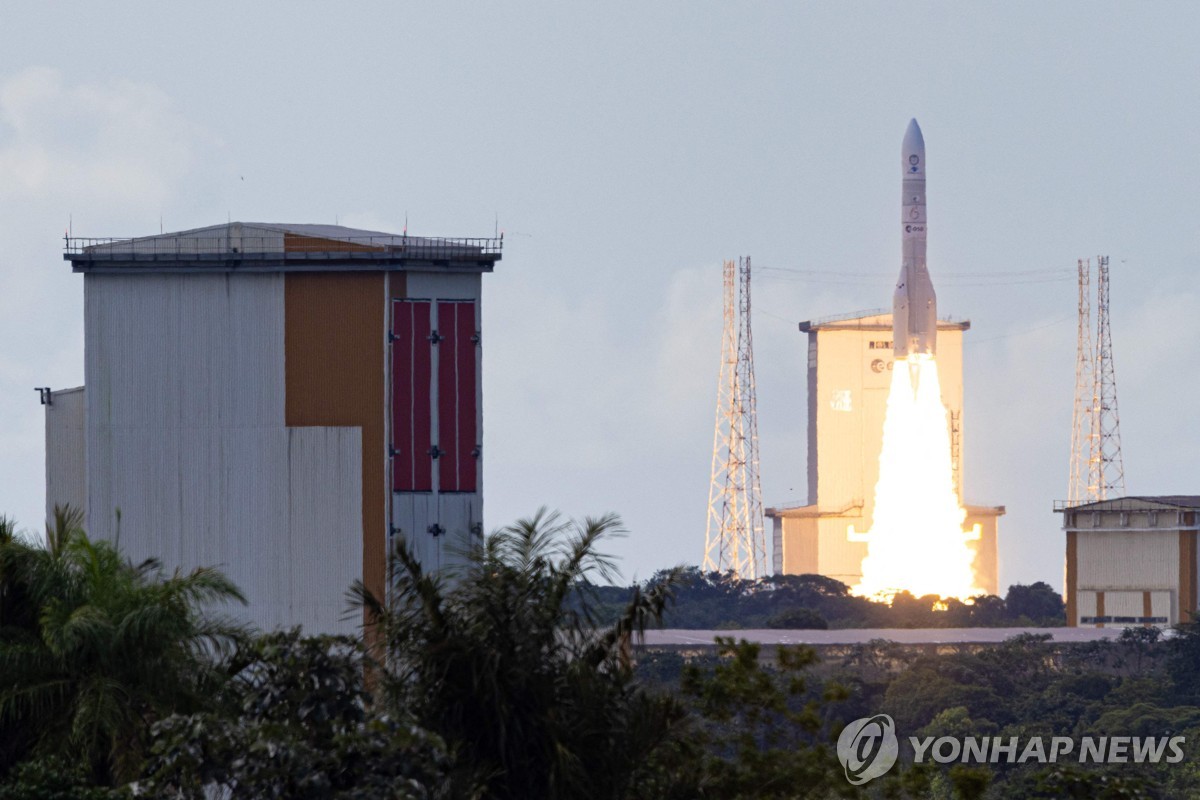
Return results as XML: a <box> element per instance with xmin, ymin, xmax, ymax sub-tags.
<box><xmin>1</xmin><ymin>3</ymin><xmax>1198</xmax><ymax>592</ymax></box>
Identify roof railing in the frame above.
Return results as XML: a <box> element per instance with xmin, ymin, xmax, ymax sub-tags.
<box><xmin>799</xmin><ymin>308</ymin><xmax>970</xmax><ymax>329</ymax></box>
<box><xmin>1053</xmin><ymin>497</ymin><xmax>1200</xmax><ymax>512</ymax></box>
<box><xmin>64</xmin><ymin>234</ymin><xmax>503</xmax><ymax>260</ymax></box>
<box><xmin>803</xmin><ymin>308</ymin><xmax>890</xmax><ymax>327</ymax></box>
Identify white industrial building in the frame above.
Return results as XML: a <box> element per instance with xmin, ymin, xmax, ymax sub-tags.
<box><xmin>766</xmin><ymin>310</ymin><xmax>1003</xmax><ymax>594</ymax></box>
<box><xmin>44</xmin><ymin>223</ymin><xmax>500</xmax><ymax>633</ymax></box>
<box><xmin>1059</xmin><ymin>496</ymin><xmax>1199</xmax><ymax>627</ymax></box>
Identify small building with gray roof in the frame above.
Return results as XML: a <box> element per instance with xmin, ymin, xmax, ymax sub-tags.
<box><xmin>1058</xmin><ymin>495</ymin><xmax>1200</xmax><ymax>627</ymax></box>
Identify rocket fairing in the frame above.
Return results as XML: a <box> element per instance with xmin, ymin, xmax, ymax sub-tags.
<box><xmin>893</xmin><ymin>118</ymin><xmax>937</xmax><ymax>359</ymax></box>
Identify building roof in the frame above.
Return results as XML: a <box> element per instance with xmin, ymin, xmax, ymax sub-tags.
<box><xmin>64</xmin><ymin>222</ymin><xmax>502</xmax><ymax>273</ymax></box>
<box><xmin>641</xmin><ymin>627</ymin><xmax>1117</xmax><ymax>647</ymax></box>
<box><xmin>765</xmin><ymin>502</ymin><xmax>1005</xmax><ymax>518</ymax></box>
<box><xmin>1129</xmin><ymin>495</ymin><xmax>1200</xmax><ymax>508</ymax></box>
<box><xmin>1057</xmin><ymin>495</ymin><xmax>1200</xmax><ymax>512</ymax></box>
<box><xmin>798</xmin><ymin>308</ymin><xmax>969</xmax><ymax>333</ymax></box>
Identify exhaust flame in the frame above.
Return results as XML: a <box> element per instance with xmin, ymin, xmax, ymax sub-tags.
<box><xmin>851</xmin><ymin>354</ymin><xmax>983</xmax><ymax>600</ymax></box>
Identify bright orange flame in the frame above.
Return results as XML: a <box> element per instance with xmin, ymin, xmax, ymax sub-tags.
<box><xmin>852</xmin><ymin>355</ymin><xmax>983</xmax><ymax>601</ymax></box>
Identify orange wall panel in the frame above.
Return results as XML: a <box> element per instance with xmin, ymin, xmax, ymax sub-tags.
<box><xmin>285</xmin><ymin>273</ymin><xmax>388</xmax><ymax>614</ymax></box>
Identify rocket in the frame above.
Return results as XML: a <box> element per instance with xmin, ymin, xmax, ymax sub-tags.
<box><xmin>893</xmin><ymin>118</ymin><xmax>937</xmax><ymax>359</ymax></box>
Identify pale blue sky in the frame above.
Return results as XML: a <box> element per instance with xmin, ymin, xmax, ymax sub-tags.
<box><xmin>1</xmin><ymin>3</ymin><xmax>1197</xmax><ymax>591</ymax></box>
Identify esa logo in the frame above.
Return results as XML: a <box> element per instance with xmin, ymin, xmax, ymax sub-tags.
<box><xmin>905</xmin><ymin>224</ymin><xmax>926</xmax><ymax>234</ymax></box>
<box><xmin>837</xmin><ymin>714</ymin><xmax>899</xmax><ymax>785</ymax></box>
<box><xmin>870</xmin><ymin>359</ymin><xmax>895</xmax><ymax>373</ymax></box>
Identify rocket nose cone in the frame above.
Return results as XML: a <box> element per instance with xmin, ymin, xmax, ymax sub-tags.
<box><xmin>903</xmin><ymin>118</ymin><xmax>925</xmax><ymax>174</ymax></box>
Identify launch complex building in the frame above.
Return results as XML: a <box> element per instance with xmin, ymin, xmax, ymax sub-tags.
<box><xmin>766</xmin><ymin>311</ymin><xmax>1003</xmax><ymax>595</ymax></box>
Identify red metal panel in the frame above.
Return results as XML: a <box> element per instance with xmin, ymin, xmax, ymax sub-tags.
<box><xmin>392</xmin><ymin>301</ymin><xmax>433</xmax><ymax>492</ymax></box>
<box><xmin>436</xmin><ymin>302</ymin><xmax>458</xmax><ymax>491</ymax></box>
<box><xmin>436</xmin><ymin>301</ymin><xmax>478</xmax><ymax>492</ymax></box>
<box><xmin>455</xmin><ymin>302</ymin><xmax>478</xmax><ymax>492</ymax></box>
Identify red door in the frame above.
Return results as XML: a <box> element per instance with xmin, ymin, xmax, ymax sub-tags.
<box><xmin>437</xmin><ymin>301</ymin><xmax>478</xmax><ymax>492</ymax></box>
<box><xmin>392</xmin><ymin>301</ymin><xmax>433</xmax><ymax>492</ymax></box>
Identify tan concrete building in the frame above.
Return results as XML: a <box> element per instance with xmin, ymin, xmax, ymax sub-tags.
<box><xmin>766</xmin><ymin>310</ymin><xmax>1003</xmax><ymax>594</ymax></box>
<box><xmin>1059</xmin><ymin>496</ymin><xmax>1199</xmax><ymax>627</ymax></box>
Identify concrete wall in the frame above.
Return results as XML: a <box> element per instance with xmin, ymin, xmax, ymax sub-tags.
<box><xmin>803</xmin><ymin>315</ymin><xmax>965</xmax><ymax>585</ymax></box>
<box><xmin>809</xmin><ymin>315</ymin><xmax>965</xmax><ymax>517</ymax></box>
<box><xmin>773</xmin><ymin>506</ymin><xmax>1000</xmax><ymax>594</ymax></box>
<box><xmin>964</xmin><ymin>509</ymin><xmax>1001</xmax><ymax>596</ymax></box>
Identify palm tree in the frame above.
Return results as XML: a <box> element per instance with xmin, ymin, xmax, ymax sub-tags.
<box><xmin>351</xmin><ymin>509</ymin><xmax>688</xmax><ymax>800</ymax></box>
<box><xmin>0</xmin><ymin>506</ymin><xmax>247</xmax><ymax>784</ymax></box>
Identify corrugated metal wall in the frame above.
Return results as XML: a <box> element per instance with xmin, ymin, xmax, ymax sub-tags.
<box><xmin>44</xmin><ymin>387</ymin><xmax>87</xmax><ymax>521</ymax></box>
<box><xmin>285</xmin><ymin>427</ymin><xmax>363</xmax><ymax>632</ymax></box>
<box><xmin>1076</xmin><ymin>590</ymin><xmax>1172</xmax><ymax>627</ymax></box>
<box><xmin>1077</xmin><ymin>530</ymin><xmax>1179</xmax><ymax>590</ymax></box>
<box><xmin>83</xmin><ymin>273</ymin><xmax>363</xmax><ymax>634</ymax></box>
<box><xmin>1076</xmin><ymin>529</ymin><xmax>1180</xmax><ymax>624</ymax></box>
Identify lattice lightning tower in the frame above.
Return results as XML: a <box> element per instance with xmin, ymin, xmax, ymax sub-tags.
<box><xmin>1068</xmin><ymin>259</ymin><xmax>1094</xmax><ymax>505</ymax></box>
<box><xmin>1089</xmin><ymin>255</ymin><xmax>1126</xmax><ymax>500</ymax></box>
<box><xmin>1068</xmin><ymin>256</ymin><xmax>1126</xmax><ymax>505</ymax></box>
<box><xmin>704</xmin><ymin>257</ymin><xmax>768</xmax><ymax>578</ymax></box>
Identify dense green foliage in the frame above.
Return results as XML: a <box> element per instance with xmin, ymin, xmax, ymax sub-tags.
<box><xmin>672</xmin><ymin>639</ymin><xmax>855</xmax><ymax>799</ymax></box>
<box><xmin>581</xmin><ymin>567</ymin><xmax>1066</xmax><ymax>629</ymax></box>
<box><xmin>1</xmin><ymin>507</ymin><xmax>1195</xmax><ymax>799</ymax></box>
<box><xmin>143</xmin><ymin>631</ymin><xmax>446</xmax><ymax>799</ymax></box>
<box><xmin>0</xmin><ymin>508</ymin><xmax>245</xmax><ymax>787</ymax></box>
<box><xmin>635</xmin><ymin>624</ymin><xmax>1200</xmax><ymax>798</ymax></box>
<box><xmin>351</xmin><ymin>509</ymin><xmax>691</xmax><ymax>799</ymax></box>
<box><xmin>818</xmin><ymin>628</ymin><xmax>1199</xmax><ymax>797</ymax></box>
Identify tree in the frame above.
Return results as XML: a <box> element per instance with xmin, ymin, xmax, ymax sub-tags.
<box><xmin>882</xmin><ymin>666</ymin><xmax>1006</xmax><ymax>731</ymax></box>
<box><xmin>1114</xmin><ymin>625</ymin><xmax>1163</xmax><ymax>675</ymax></box>
<box><xmin>670</xmin><ymin>639</ymin><xmax>857</xmax><ymax>799</ymax></box>
<box><xmin>142</xmin><ymin>630</ymin><xmax>445</xmax><ymax>799</ymax></box>
<box><xmin>918</xmin><ymin>706</ymin><xmax>997</xmax><ymax>741</ymax></box>
<box><xmin>964</xmin><ymin>594</ymin><xmax>1008</xmax><ymax>627</ymax></box>
<box><xmin>1009</xmin><ymin>763</ymin><xmax>1162</xmax><ymax>799</ymax></box>
<box><xmin>766</xmin><ymin>607</ymin><xmax>828</xmax><ymax>630</ymax></box>
<box><xmin>1004</xmin><ymin>582</ymin><xmax>1066</xmax><ymax>625</ymax></box>
<box><xmin>1165</xmin><ymin>617</ymin><xmax>1200</xmax><ymax>703</ymax></box>
<box><xmin>351</xmin><ymin>509</ymin><xmax>689</xmax><ymax>800</ymax></box>
<box><xmin>0</xmin><ymin>507</ymin><xmax>246</xmax><ymax>785</ymax></box>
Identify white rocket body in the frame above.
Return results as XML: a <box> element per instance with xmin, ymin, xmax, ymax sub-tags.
<box><xmin>893</xmin><ymin>118</ymin><xmax>937</xmax><ymax>359</ymax></box>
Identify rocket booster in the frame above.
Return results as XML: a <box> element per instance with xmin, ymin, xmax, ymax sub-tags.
<box><xmin>893</xmin><ymin>118</ymin><xmax>937</xmax><ymax>359</ymax></box>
